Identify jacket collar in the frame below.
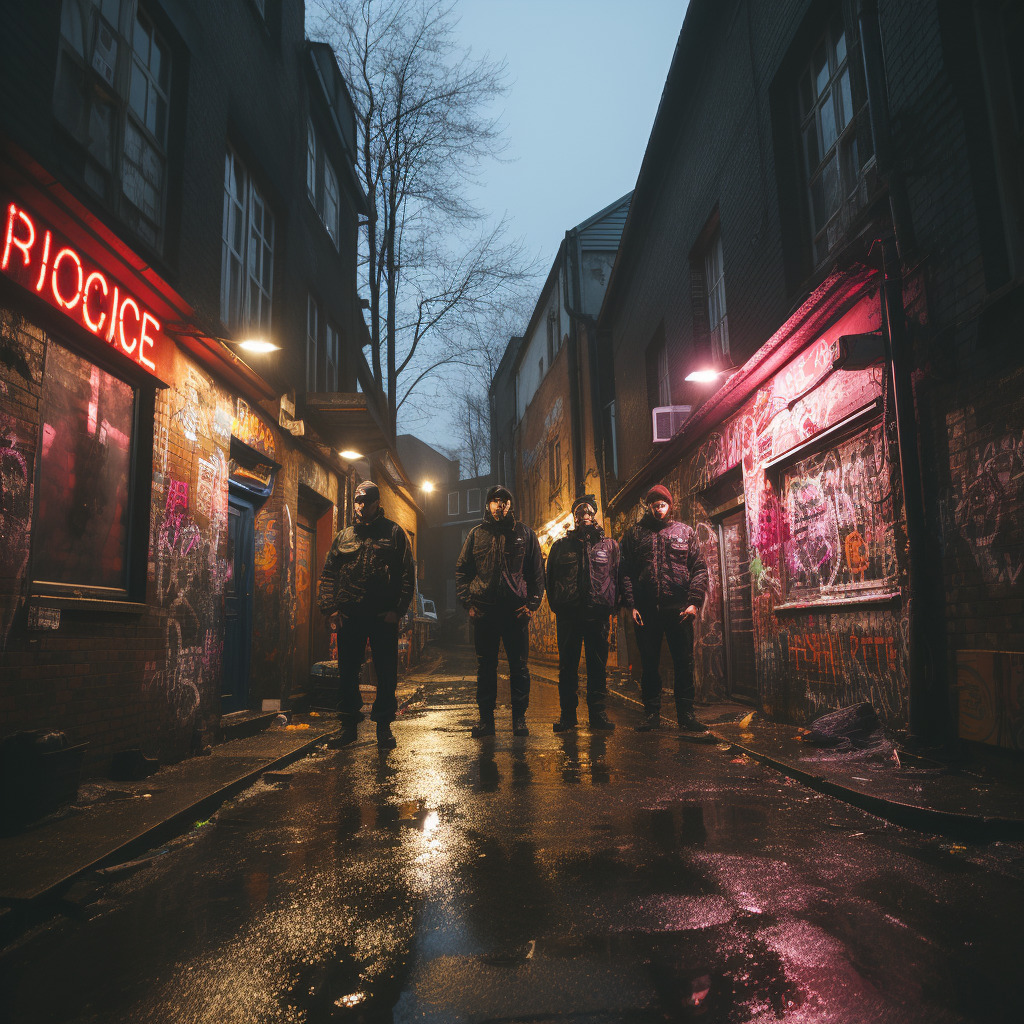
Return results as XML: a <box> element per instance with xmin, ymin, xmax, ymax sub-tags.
<box><xmin>483</xmin><ymin>507</ymin><xmax>516</xmax><ymax>533</ymax></box>
<box><xmin>641</xmin><ymin>511</ymin><xmax>673</xmax><ymax>532</ymax></box>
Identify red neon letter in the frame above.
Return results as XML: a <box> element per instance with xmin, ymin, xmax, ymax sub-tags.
<box><xmin>139</xmin><ymin>311</ymin><xmax>159</xmax><ymax>371</ymax></box>
<box><xmin>107</xmin><ymin>286</ymin><xmax>120</xmax><ymax>343</ymax></box>
<box><xmin>35</xmin><ymin>231</ymin><xmax>52</xmax><ymax>291</ymax></box>
<box><xmin>82</xmin><ymin>271</ymin><xmax>109</xmax><ymax>334</ymax></box>
<box><xmin>2</xmin><ymin>204</ymin><xmax>35</xmax><ymax>271</ymax></box>
<box><xmin>119</xmin><ymin>296</ymin><xmax>140</xmax><ymax>355</ymax></box>
<box><xmin>51</xmin><ymin>247</ymin><xmax>84</xmax><ymax>310</ymax></box>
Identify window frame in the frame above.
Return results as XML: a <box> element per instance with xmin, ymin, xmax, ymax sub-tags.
<box><xmin>447</xmin><ymin>490</ymin><xmax>459</xmax><ymax>516</ymax></box>
<box><xmin>548</xmin><ymin>437</ymin><xmax>561</xmax><ymax>495</ymax></box>
<box><xmin>325</xmin><ymin>321</ymin><xmax>339</xmax><ymax>392</ymax></box>
<box><xmin>466</xmin><ymin>487</ymin><xmax>481</xmax><ymax>514</ymax></box>
<box><xmin>220</xmin><ymin>146</ymin><xmax>275</xmax><ymax>334</ymax></box>
<box><xmin>306</xmin><ymin>116</ymin><xmax>341</xmax><ymax>250</ymax></box>
<box><xmin>307</xmin><ymin>294</ymin><xmax>318</xmax><ymax>393</ymax></box>
<box><xmin>703</xmin><ymin>227</ymin><xmax>730</xmax><ymax>362</ymax></box>
<box><xmin>53</xmin><ymin>0</ymin><xmax>173</xmax><ymax>254</ymax></box>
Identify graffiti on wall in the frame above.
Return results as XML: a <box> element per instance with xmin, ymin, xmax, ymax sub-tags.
<box><xmin>0</xmin><ymin>394</ymin><xmax>31</xmax><ymax>650</ymax></box>
<box><xmin>946</xmin><ymin>408</ymin><xmax>1024</xmax><ymax>587</ymax></box>
<box><xmin>233</xmin><ymin>398</ymin><xmax>276</xmax><ymax>459</ymax></box>
<box><xmin>958</xmin><ymin>650</ymin><xmax>1024</xmax><ymax>751</ymax></box>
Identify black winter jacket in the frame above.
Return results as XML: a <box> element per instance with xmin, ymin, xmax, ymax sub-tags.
<box><xmin>454</xmin><ymin>509</ymin><xmax>544</xmax><ymax>612</ymax></box>
<box><xmin>620</xmin><ymin>514</ymin><xmax>708</xmax><ymax>612</ymax></box>
<box><xmin>317</xmin><ymin>508</ymin><xmax>415</xmax><ymax>618</ymax></box>
<box><xmin>545</xmin><ymin>524</ymin><xmax>620</xmax><ymax>618</ymax></box>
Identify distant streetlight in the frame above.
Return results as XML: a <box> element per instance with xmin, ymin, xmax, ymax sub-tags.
<box><xmin>421</xmin><ymin>481</ymin><xmax>435</xmax><ymax>492</ymax></box>
<box><xmin>237</xmin><ymin>338</ymin><xmax>280</xmax><ymax>354</ymax></box>
<box><xmin>684</xmin><ymin>365</ymin><xmax>739</xmax><ymax>383</ymax></box>
<box><xmin>339</xmin><ymin>450</ymin><xmax>362</xmax><ymax>460</ymax></box>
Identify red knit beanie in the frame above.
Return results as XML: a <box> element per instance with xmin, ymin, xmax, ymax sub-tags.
<box><xmin>645</xmin><ymin>484</ymin><xmax>673</xmax><ymax>506</ymax></box>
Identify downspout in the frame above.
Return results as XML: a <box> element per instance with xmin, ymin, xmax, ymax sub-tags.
<box><xmin>562</xmin><ymin>229</ymin><xmax>607</xmax><ymax>511</ymax></box>
<box><xmin>858</xmin><ymin>0</ymin><xmax>940</xmax><ymax>745</ymax></box>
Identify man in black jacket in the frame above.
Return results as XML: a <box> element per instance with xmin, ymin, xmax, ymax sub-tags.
<box><xmin>546</xmin><ymin>495</ymin><xmax>619</xmax><ymax>733</ymax></box>
<box><xmin>620</xmin><ymin>485</ymin><xmax>709</xmax><ymax>733</ymax></box>
<box><xmin>317</xmin><ymin>480</ymin><xmax>415</xmax><ymax>748</ymax></box>
<box><xmin>455</xmin><ymin>484</ymin><xmax>544</xmax><ymax>737</ymax></box>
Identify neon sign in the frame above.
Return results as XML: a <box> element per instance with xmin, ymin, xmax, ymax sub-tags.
<box><xmin>2</xmin><ymin>202</ymin><xmax>165</xmax><ymax>377</ymax></box>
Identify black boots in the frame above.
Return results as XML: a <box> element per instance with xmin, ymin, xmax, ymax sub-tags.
<box><xmin>512</xmin><ymin>716</ymin><xmax>530</xmax><ymax>737</ymax></box>
<box><xmin>677</xmin><ymin>709</ymin><xmax>709</xmax><ymax>733</ymax></box>
<box><xmin>552</xmin><ymin>717</ymin><xmax>577</xmax><ymax>733</ymax></box>
<box><xmin>589</xmin><ymin>711</ymin><xmax>615</xmax><ymax>731</ymax></box>
<box><xmin>328</xmin><ymin>721</ymin><xmax>359</xmax><ymax>747</ymax></box>
<box><xmin>471</xmin><ymin>714</ymin><xmax>496</xmax><ymax>738</ymax></box>
<box><xmin>376</xmin><ymin>721</ymin><xmax>396</xmax><ymax>749</ymax></box>
<box><xmin>635</xmin><ymin>712</ymin><xmax>661</xmax><ymax>732</ymax></box>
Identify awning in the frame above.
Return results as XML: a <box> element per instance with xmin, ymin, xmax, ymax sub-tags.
<box><xmin>303</xmin><ymin>391</ymin><xmax>391</xmax><ymax>456</ymax></box>
<box><xmin>606</xmin><ymin>261</ymin><xmax>880</xmax><ymax>516</ymax></box>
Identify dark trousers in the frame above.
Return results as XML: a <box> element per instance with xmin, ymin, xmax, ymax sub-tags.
<box><xmin>556</xmin><ymin>614</ymin><xmax>609</xmax><ymax>719</ymax></box>
<box><xmin>336</xmin><ymin>613</ymin><xmax>398</xmax><ymax>725</ymax></box>
<box><xmin>473</xmin><ymin>608</ymin><xmax>531</xmax><ymax>717</ymax></box>
<box><xmin>633</xmin><ymin>608</ymin><xmax>695</xmax><ymax>715</ymax></box>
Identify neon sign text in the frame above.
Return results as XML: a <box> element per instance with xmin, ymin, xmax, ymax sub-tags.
<box><xmin>2</xmin><ymin>202</ymin><xmax>163</xmax><ymax>374</ymax></box>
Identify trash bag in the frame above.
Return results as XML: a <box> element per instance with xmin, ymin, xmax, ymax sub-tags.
<box><xmin>802</xmin><ymin>702</ymin><xmax>892</xmax><ymax>758</ymax></box>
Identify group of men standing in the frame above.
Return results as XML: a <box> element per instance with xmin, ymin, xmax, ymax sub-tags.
<box><xmin>317</xmin><ymin>480</ymin><xmax>710</xmax><ymax>747</ymax></box>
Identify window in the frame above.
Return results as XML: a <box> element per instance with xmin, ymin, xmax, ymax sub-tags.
<box><xmin>448</xmin><ymin>491</ymin><xmax>459</xmax><ymax>516</ymax></box>
<box><xmin>603</xmin><ymin>400</ymin><xmax>619</xmax><ymax>479</ymax></box>
<box><xmin>538</xmin><ymin>356</ymin><xmax>544</xmax><ymax>380</ymax></box>
<box><xmin>704</xmin><ymin>228</ymin><xmax>730</xmax><ymax>361</ymax></box>
<box><xmin>33</xmin><ymin>341</ymin><xmax>136</xmax><ymax>593</ymax></box>
<box><xmin>798</xmin><ymin>11</ymin><xmax>874</xmax><ymax>266</ymax></box>
<box><xmin>306</xmin><ymin>118</ymin><xmax>341</xmax><ymax>248</ymax></box>
<box><xmin>657</xmin><ymin>339</ymin><xmax>671</xmax><ymax>407</ymax></box>
<box><xmin>645</xmin><ymin>325</ymin><xmax>670</xmax><ymax>411</ymax></box>
<box><xmin>778</xmin><ymin>419</ymin><xmax>895</xmax><ymax>601</ymax></box>
<box><xmin>306</xmin><ymin>117</ymin><xmax>317</xmax><ymax>202</ymax></box>
<box><xmin>221</xmin><ymin>147</ymin><xmax>275</xmax><ymax>332</ymax></box>
<box><xmin>548</xmin><ymin>438</ymin><xmax>561</xmax><ymax>494</ymax></box>
<box><xmin>53</xmin><ymin>0</ymin><xmax>172</xmax><ymax>251</ymax></box>
<box><xmin>546</xmin><ymin>310</ymin><xmax>557</xmax><ymax>367</ymax></box>
<box><xmin>306</xmin><ymin>295</ymin><xmax>318</xmax><ymax>392</ymax></box>
<box><xmin>467</xmin><ymin>487</ymin><xmax>481</xmax><ymax>513</ymax></box>
<box><xmin>325</xmin><ymin>323</ymin><xmax>339</xmax><ymax>392</ymax></box>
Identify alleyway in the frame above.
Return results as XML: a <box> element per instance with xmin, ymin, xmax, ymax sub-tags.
<box><xmin>4</xmin><ymin>648</ymin><xmax>1023</xmax><ymax>1024</ymax></box>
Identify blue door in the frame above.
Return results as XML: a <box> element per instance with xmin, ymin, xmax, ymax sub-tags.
<box><xmin>222</xmin><ymin>495</ymin><xmax>255</xmax><ymax>712</ymax></box>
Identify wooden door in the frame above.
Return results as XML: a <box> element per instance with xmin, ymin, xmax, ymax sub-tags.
<box><xmin>720</xmin><ymin>508</ymin><xmax>758</xmax><ymax>702</ymax></box>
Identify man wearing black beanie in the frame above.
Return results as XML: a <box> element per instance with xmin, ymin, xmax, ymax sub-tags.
<box><xmin>317</xmin><ymin>479</ymin><xmax>415</xmax><ymax>748</ymax></box>
<box><xmin>455</xmin><ymin>484</ymin><xmax>544</xmax><ymax>737</ymax></box>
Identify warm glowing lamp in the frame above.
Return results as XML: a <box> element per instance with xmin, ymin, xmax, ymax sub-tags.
<box><xmin>685</xmin><ymin>369</ymin><xmax>723</xmax><ymax>383</ymax></box>
<box><xmin>238</xmin><ymin>338</ymin><xmax>280</xmax><ymax>353</ymax></box>
<box><xmin>421</xmin><ymin>481</ymin><xmax>435</xmax><ymax>493</ymax></box>
<box><xmin>339</xmin><ymin>450</ymin><xmax>363</xmax><ymax>460</ymax></box>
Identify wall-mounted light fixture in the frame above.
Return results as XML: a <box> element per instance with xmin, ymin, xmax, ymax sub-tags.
<box><xmin>339</xmin><ymin>450</ymin><xmax>363</xmax><ymax>461</ymax></box>
<box><xmin>237</xmin><ymin>338</ymin><xmax>280</xmax><ymax>354</ymax></box>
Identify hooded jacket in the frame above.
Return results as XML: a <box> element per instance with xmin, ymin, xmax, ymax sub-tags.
<box><xmin>619</xmin><ymin>514</ymin><xmax>708</xmax><ymax>612</ymax></box>
<box><xmin>317</xmin><ymin>506</ymin><xmax>415</xmax><ymax>618</ymax></box>
<box><xmin>545</xmin><ymin>523</ymin><xmax>620</xmax><ymax>617</ymax></box>
<box><xmin>454</xmin><ymin>507</ymin><xmax>544</xmax><ymax>612</ymax></box>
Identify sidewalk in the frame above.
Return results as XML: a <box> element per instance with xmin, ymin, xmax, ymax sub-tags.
<box><xmin>595</xmin><ymin>674</ymin><xmax>1024</xmax><ymax>841</ymax></box>
<box><xmin>0</xmin><ymin>682</ymin><xmax>422</xmax><ymax>909</ymax></box>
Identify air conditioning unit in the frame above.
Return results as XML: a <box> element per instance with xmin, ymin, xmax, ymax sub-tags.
<box><xmin>652</xmin><ymin>405</ymin><xmax>692</xmax><ymax>442</ymax></box>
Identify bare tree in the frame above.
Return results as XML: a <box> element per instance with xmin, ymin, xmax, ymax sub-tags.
<box><xmin>309</xmin><ymin>0</ymin><xmax>535</xmax><ymax>433</ymax></box>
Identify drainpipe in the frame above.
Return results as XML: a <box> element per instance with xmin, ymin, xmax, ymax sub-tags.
<box><xmin>562</xmin><ymin>229</ymin><xmax>607</xmax><ymax>511</ymax></box>
<box><xmin>858</xmin><ymin>0</ymin><xmax>938</xmax><ymax>745</ymax></box>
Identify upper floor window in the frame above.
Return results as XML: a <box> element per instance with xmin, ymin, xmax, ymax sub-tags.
<box><xmin>54</xmin><ymin>0</ymin><xmax>172</xmax><ymax>252</ymax></box>
<box><xmin>221</xmin><ymin>147</ymin><xmax>275</xmax><ymax>333</ymax></box>
<box><xmin>548</xmin><ymin>438</ymin><xmax>561</xmax><ymax>494</ymax></box>
<box><xmin>307</xmin><ymin>295</ymin><xmax>318</xmax><ymax>392</ymax></box>
<box><xmin>466</xmin><ymin>487</ymin><xmax>481</xmax><ymax>514</ymax></box>
<box><xmin>657</xmin><ymin>338</ymin><xmax>671</xmax><ymax>406</ymax></box>
<box><xmin>645</xmin><ymin>325</ymin><xmax>671</xmax><ymax>410</ymax></box>
<box><xmin>703</xmin><ymin>228</ymin><xmax>729</xmax><ymax>361</ymax></box>
<box><xmin>448</xmin><ymin>491</ymin><xmax>459</xmax><ymax>516</ymax></box>
<box><xmin>325</xmin><ymin>322</ymin><xmax>339</xmax><ymax>391</ymax></box>
<box><xmin>306</xmin><ymin>119</ymin><xmax>340</xmax><ymax>248</ymax></box>
<box><xmin>546</xmin><ymin>310</ymin><xmax>557</xmax><ymax>367</ymax></box>
<box><xmin>798</xmin><ymin>11</ymin><xmax>874</xmax><ymax>266</ymax></box>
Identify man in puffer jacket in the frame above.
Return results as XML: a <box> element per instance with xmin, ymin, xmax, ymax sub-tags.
<box><xmin>454</xmin><ymin>484</ymin><xmax>544</xmax><ymax>738</ymax></box>
<box><xmin>317</xmin><ymin>480</ymin><xmax>415</xmax><ymax>748</ymax></box>
<box><xmin>620</xmin><ymin>484</ymin><xmax>709</xmax><ymax>733</ymax></box>
<box><xmin>546</xmin><ymin>494</ymin><xmax>619</xmax><ymax>733</ymax></box>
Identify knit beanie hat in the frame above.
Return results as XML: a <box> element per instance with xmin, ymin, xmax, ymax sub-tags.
<box><xmin>645</xmin><ymin>484</ymin><xmax>673</xmax><ymax>506</ymax></box>
<box><xmin>571</xmin><ymin>494</ymin><xmax>597</xmax><ymax>515</ymax></box>
<box><xmin>486</xmin><ymin>484</ymin><xmax>513</xmax><ymax>504</ymax></box>
<box><xmin>354</xmin><ymin>481</ymin><xmax>380</xmax><ymax>502</ymax></box>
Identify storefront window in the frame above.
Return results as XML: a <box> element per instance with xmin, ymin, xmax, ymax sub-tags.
<box><xmin>780</xmin><ymin>420</ymin><xmax>894</xmax><ymax>600</ymax></box>
<box><xmin>33</xmin><ymin>342</ymin><xmax>136</xmax><ymax>591</ymax></box>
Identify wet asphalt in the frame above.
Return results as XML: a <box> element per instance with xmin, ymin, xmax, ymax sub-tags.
<box><xmin>4</xmin><ymin>646</ymin><xmax>1024</xmax><ymax>1024</ymax></box>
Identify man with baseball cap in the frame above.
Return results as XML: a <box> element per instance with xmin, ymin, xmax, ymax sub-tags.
<box><xmin>619</xmin><ymin>484</ymin><xmax>709</xmax><ymax>733</ymax></box>
<box><xmin>455</xmin><ymin>484</ymin><xmax>544</xmax><ymax>737</ymax></box>
<box><xmin>317</xmin><ymin>479</ymin><xmax>415</xmax><ymax>748</ymax></box>
<box><xmin>545</xmin><ymin>494</ymin><xmax>619</xmax><ymax>732</ymax></box>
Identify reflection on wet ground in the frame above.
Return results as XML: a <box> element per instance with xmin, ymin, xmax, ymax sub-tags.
<box><xmin>4</xmin><ymin>647</ymin><xmax>1024</xmax><ymax>1023</ymax></box>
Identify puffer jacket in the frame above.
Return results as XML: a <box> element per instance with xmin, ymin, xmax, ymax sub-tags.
<box><xmin>620</xmin><ymin>514</ymin><xmax>708</xmax><ymax>612</ymax></box>
<box><xmin>317</xmin><ymin>507</ymin><xmax>415</xmax><ymax>617</ymax></box>
<box><xmin>545</xmin><ymin>524</ymin><xmax>620</xmax><ymax>618</ymax></box>
<box><xmin>455</xmin><ymin>508</ymin><xmax>544</xmax><ymax>612</ymax></box>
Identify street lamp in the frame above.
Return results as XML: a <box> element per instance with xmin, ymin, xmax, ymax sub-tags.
<box><xmin>237</xmin><ymin>338</ymin><xmax>280</xmax><ymax>353</ymax></box>
<box><xmin>421</xmin><ymin>481</ymin><xmax>435</xmax><ymax>493</ymax></box>
<box><xmin>684</xmin><ymin>365</ymin><xmax>738</xmax><ymax>383</ymax></box>
<box><xmin>339</xmin><ymin>450</ymin><xmax>362</xmax><ymax>461</ymax></box>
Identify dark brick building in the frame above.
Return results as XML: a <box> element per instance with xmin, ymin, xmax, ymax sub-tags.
<box><xmin>0</xmin><ymin>0</ymin><xmax>388</xmax><ymax>768</ymax></box>
<box><xmin>598</xmin><ymin>0</ymin><xmax>1024</xmax><ymax>749</ymax></box>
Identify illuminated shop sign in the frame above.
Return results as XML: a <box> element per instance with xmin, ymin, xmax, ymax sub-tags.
<box><xmin>2</xmin><ymin>202</ymin><xmax>166</xmax><ymax>379</ymax></box>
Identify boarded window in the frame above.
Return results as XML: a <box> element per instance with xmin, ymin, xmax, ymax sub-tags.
<box><xmin>780</xmin><ymin>420</ymin><xmax>894</xmax><ymax>599</ymax></box>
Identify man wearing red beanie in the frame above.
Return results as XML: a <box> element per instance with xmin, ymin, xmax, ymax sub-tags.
<box><xmin>619</xmin><ymin>484</ymin><xmax>709</xmax><ymax>733</ymax></box>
